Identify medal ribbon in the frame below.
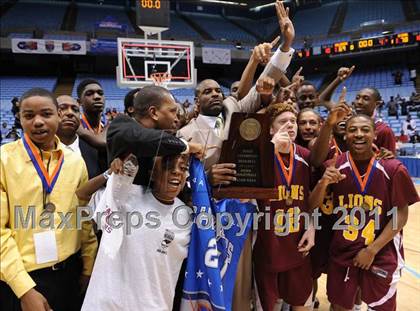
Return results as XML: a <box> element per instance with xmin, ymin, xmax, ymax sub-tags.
<box><xmin>81</xmin><ymin>113</ymin><xmax>103</xmax><ymax>133</ymax></box>
<box><xmin>347</xmin><ymin>152</ymin><xmax>376</xmax><ymax>195</ymax></box>
<box><xmin>274</xmin><ymin>143</ymin><xmax>296</xmax><ymax>191</ymax></box>
<box><xmin>332</xmin><ymin>138</ymin><xmax>342</xmax><ymax>155</ymax></box>
<box><xmin>22</xmin><ymin>134</ymin><xmax>64</xmax><ymax>194</ymax></box>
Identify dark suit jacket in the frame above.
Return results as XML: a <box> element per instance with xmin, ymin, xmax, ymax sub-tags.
<box><xmin>79</xmin><ymin>138</ymin><xmax>107</xmax><ymax>179</ymax></box>
<box><xmin>107</xmin><ymin>115</ymin><xmax>187</xmax><ymax>185</ymax></box>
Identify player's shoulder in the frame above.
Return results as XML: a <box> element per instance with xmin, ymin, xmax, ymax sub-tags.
<box><xmin>375</xmin><ymin>120</ymin><xmax>392</xmax><ymax>132</ymax></box>
<box><xmin>376</xmin><ymin>158</ymin><xmax>406</xmax><ymax>179</ymax></box>
<box><xmin>295</xmin><ymin>144</ymin><xmax>310</xmax><ymax>167</ymax></box>
<box><xmin>325</xmin><ymin>152</ymin><xmax>348</xmax><ymax>169</ymax></box>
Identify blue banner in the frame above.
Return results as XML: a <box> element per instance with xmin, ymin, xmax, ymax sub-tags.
<box><xmin>181</xmin><ymin>158</ymin><xmax>256</xmax><ymax>311</ymax></box>
<box><xmin>89</xmin><ymin>38</ymin><xmax>118</xmax><ymax>54</ymax></box>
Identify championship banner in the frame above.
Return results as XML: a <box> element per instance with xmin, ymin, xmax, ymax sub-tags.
<box><xmin>89</xmin><ymin>38</ymin><xmax>118</xmax><ymax>54</ymax></box>
<box><xmin>181</xmin><ymin>158</ymin><xmax>255</xmax><ymax>311</ymax></box>
<box><xmin>11</xmin><ymin>38</ymin><xmax>86</xmax><ymax>55</ymax></box>
<box><xmin>202</xmin><ymin>47</ymin><xmax>231</xmax><ymax>65</ymax></box>
<box><xmin>95</xmin><ymin>16</ymin><xmax>127</xmax><ymax>32</ymax></box>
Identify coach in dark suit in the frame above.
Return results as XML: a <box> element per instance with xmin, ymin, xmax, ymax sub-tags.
<box><xmin>57</xmin><ymin>95</ymin><xmax>104</xmax><ymax>179</ymax></box>
<box><xmin>107</xmin><ymin>86</ymin><xmax>203</xmax><ymax>186</ymax></box>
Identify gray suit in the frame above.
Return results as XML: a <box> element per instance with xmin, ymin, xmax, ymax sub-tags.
<box><xmin>178</xmin><ymin>62</ymin><xmax>287</xmax><ymax>171</ymax></box>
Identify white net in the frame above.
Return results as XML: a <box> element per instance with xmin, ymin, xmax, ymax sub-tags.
<box><xmin>150</xmin><ymin>72</ymin><xmax>172</xmax><ymax>89</ymax></box>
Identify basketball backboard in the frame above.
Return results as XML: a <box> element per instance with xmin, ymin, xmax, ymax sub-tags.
<box><xmin>117</xmin><ymin>38</ymin><xmax>196</xmax><ymax>89</ymax></box>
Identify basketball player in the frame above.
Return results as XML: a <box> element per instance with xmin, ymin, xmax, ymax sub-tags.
<box><xmin>352</xmin><ymin>87</ymin><xmax>396</xmax><ymax>153</ymax></box>
<box><xmin>310</xmin><ymin>114</ymin><xmax>419</xmax><ymax>311</ymax></box>
<box><xmin>296</xmin><ymin>108</ymin><xmax>322</xmax><ymax>149</ymax></box>
<box><xmin>253</xmin><ymin>103</ymin><xmax>315</xmax><ymax>311</ymax></box>
<box><xmin>311</xmin><ymin>88</ymin><xmax>394</xmax><ymax>168</ymax></box>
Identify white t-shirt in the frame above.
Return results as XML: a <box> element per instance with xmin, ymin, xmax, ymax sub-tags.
<box><xmin>82</xmin><ymin>185</ymin><xmax>191</xmax><ymax>311</ymax></box>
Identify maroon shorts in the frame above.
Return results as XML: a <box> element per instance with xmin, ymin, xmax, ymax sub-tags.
<box><xmin>311</xmin><ymin>214</ymin><xmax>334</xmax><ymax>279</ymax></box>
<box><xmin>310</xmin><ymin>229</ymin><xmax>331</xmax><ymax>279</ymax></box>
<box><xmin>327</xmin><ymin>261</ymin><xmax>398</xmax><ymax>310</ymax></box>
<box><xmin>255</xmin><ymin>258</ymin><xmax>313</xmax><ymax>310</ymax></box>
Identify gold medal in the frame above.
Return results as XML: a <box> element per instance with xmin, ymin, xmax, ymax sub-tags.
<box><xmin>285</xmin><ymin>196</ymin><xmax>293</xmax><ymax>206</ymax></box>
<box><xmin>44</xmin><ymin>202</ymin><xmax>56</xmax><ymax>213</ymax></box>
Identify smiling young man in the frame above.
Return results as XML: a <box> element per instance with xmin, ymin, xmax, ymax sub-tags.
<box><xmin>352</xmin><ymin>87</ymin><xmax>396</xmax><ymax>154</ymax></box>
<box><xmin>296</xmin><ymin>81</ymin><xmax>318</xmax><ymax>111</ymax></box>
<box><xmin>82</xmin><ymin>154</ymin><xmax>192</xmax><ymax>311</ymax></box>
<box><xmin>310</xmin><ymin>114</ymin><xmax>419</xmax><ymax>311</ymax></box>
<box><xmin>0</xmin><ymin>88</ymin><xmax>97</xmax><ymax>311</ymax></box>
<box><xmin>253</xmin><ymin>103</ymin><xmax>315</xmax><ymax>311</ymax></box>
<box><xmin>296</xmin><ymin>108</ymin><xmax>322</xmax><ymax>148</ymax></box>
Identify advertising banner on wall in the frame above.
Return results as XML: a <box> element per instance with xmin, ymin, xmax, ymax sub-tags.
<box><xmin>202</xmin><ymin>47</ymin><xmax>231</xmax><ymax>65</ymax></box>
<box><xmin>11</xmin><ymin>38</ymin><xmax>87</xmax><ymax>55</ymax></box>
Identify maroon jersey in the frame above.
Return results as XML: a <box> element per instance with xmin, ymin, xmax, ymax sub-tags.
<box><xmin>374</xmin><ymin>120</ymin><xmax>396</xmax><ymax>154</ymax></box>
<box><xmin>329</xmin><ymin>152</ymin><xmax>419</xmax><ymax>280</ymax></box>
<box><xmin>325</xmin><ymin>137</ymin><xmax>348</xmax><ymax>161</ymax></box>
<box><xmin>254</xmin><ymin>144</ymin><xmax>311</xmax><ymax>272</ymax></box>
<box><xmin>295</xmin><ymin>135</ymin><xmax>309</xmax><ymax>149</ymax></box>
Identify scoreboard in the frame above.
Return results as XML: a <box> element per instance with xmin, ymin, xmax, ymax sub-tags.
<box><xmin>296</xmin><ymin>31</ymin><xmax>420</xmax><ymax>59</ymax></box>
<box><xmin>136</xmin><ymin>0</ymin><xmax>170</xmax><ymax>29</ymax></box>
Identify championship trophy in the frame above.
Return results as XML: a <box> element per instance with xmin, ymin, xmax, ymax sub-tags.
<box><xmin>213</xmin><ymin>113</ymin><xmax>278</xmax><ymax>199</ymax></box>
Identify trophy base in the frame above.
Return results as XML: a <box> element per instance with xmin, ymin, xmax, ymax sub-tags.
<box><xmin>212</xmin><ymin>187</ymin><xmax>278</xmax><ymax>200</ymax></box>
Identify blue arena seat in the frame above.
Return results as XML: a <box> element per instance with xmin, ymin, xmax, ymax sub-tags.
<box><xmin>343</xmin><ymin>0</ymin><xmax>405</xmax><ymax>31</ymax></box>
<box><xmin>293</xmin><ymin>2</ymin><xmax>340</xmax><ymax>37</ymax></box>
<box><xmin>1</xmin><ymin>2</ymin><xmax>67</xmax><ymax>31</ymax></box>
<box><xmin>75</xmin><ymin>4</ymin><xmax>134</xmax><ymax>33</ymax></box>
<box><xmin>0</xmin><ymin>77</ymin><xmax>57</xmax><ymax>100</ymax></box>
<box><xmin>184</xmin><ymin>13</ymin><xmax>257</xmax><ymax>43</ymax></box>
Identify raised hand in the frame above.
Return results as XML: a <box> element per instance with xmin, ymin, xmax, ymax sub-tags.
<box><xmin>252</xmin><ymin>36</ymin><xmax>280</xmax><ymax>65</ymax></box>
<box><xmin>275</xmin><ymin>0</ymin><xmax>295</xmax><ymax>51</ymax></box>
<box><xmin>271</xmin><ymin>122</ymin><xmax>291</xmax><ymax>153</ymax></box>
<box><xmin>256</xmin><ymin>76</ymin><xmax>276</xmax><ymax>95</ymax></box>
<box><xmin>337</xmin><ymin>65</ymin><xmax>355</xmax><ymax>82</ymax></box>
<box><xmin>326</xmin><ymin>87</ymin><xmax>352</xmax><ymax>126</ymax></box>
<box><xmin>291</xmin><ymin>66</ymin><xmax>304</xmax><ymax>86</ymax></box>
<box><xmin>320</xmin><ymin>154</ymin><xmax>346</xmax><ymax>185</ymax></box>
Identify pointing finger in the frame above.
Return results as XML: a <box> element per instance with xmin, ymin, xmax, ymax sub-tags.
<box><xmin>330</xmin><ymin>153</ymin><xmax>338</xmax><ymax>167</ymax></box>
<box><xmin>294</xmin><ymin>66</ymin><xmax>303</xmax><ymax>76</ymax></box>
<box><xmin>348</xmin><ymin>65</ymin><xmax>355</xmax><ymax>76</ymax></box>
<box><xmin>338</xmin><ymin>86</ymin><xmax>347</xmax><ymax>103</ymax></box>
<box><xmin>270</xmin><ymin>36</ymin><xmax>280</xmax><ymax>48</ymax></box>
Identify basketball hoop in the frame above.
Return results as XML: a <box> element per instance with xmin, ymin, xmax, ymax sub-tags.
<box><xmin>150</xmin><ymin>72</ymin><xmax>172</xmax><ymax>89</ymax></box>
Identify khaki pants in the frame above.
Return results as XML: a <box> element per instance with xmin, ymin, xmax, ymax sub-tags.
<box><xmin>232</xmin><ymin>231</ymin><xmax>253</xmax><ymax>311</ymax></box>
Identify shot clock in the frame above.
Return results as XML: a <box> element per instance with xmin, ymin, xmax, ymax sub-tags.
<box><xmin>135</xmin><ymin>0</ymin><xmax>170</xmax><ymax>29</ymax></box>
